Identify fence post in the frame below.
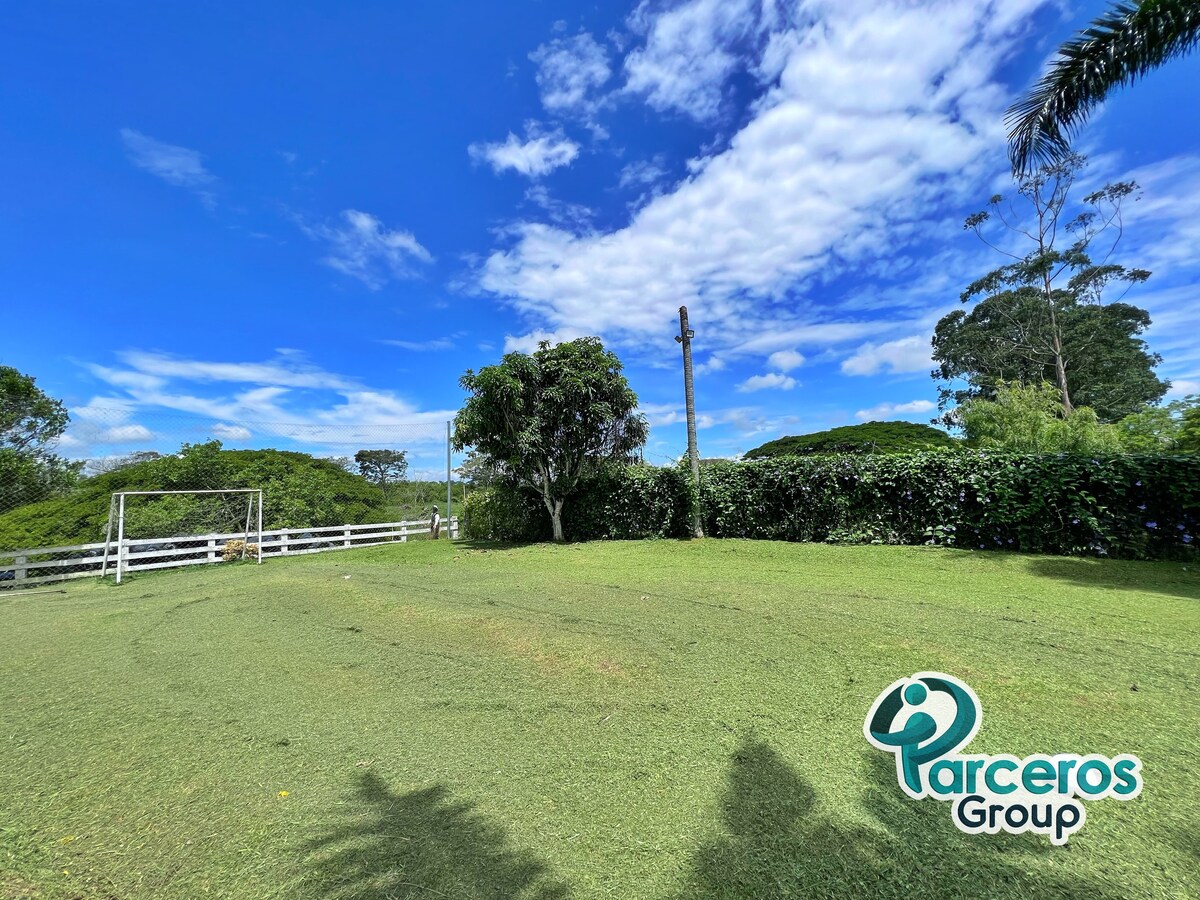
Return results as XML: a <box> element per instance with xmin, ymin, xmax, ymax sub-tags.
<box><xmin>344</xmin><ymin>526</ymin><xmax>351</xmax><ymax>548</ymax></box>
<box><xmin>281</xmin><ymin>531</ymin><xmax>290</xmax><ymax>556</ymax></box>
<box><xmin>207</xmin><ymin>539</ymin><xmax>217</xmax><ymax>563</ymax></box>
<box><xmin>13</xmin><ymin>554</ymin><xmax>26</xmax><ymax>582</ymax></box>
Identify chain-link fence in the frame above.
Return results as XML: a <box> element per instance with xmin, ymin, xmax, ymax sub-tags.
<box><xmin>0</xmin><ymin>406</ymin><xmax>460</xmax><ymax>590</ymax></box>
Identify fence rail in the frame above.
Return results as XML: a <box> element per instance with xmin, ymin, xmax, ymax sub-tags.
<box><xmin>0</xmin><ymin>517</ymin><xmax>459</xmax><ymax>591</ymax></box>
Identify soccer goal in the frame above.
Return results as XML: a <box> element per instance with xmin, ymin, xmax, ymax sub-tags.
<box><xmin>101</xmin><ymin>489</ymin><xmax>264</xmax><ymax>584</ymax></box>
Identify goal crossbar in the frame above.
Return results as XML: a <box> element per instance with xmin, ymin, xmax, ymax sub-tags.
<box><xmin>103</xmin><ymin>489</ymin><xmax>264</xmax><ymax>584</ymax></box>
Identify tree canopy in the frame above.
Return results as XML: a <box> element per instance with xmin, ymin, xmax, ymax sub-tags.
<box><xmin>743</xmin><ymin>421</ymin><xmax>957</xmax><ymax>459</ymax></box>
<box><xmin>453</xmin><ymin>338</ymin><xmax>648</xmax><ymax>542</ymax></box>
<box><xmin>0</xmin><ymin>366</ymin><xmax>80</xmax><ymax>513</ymax></box>
<box><xmin>354</xmin><ymin>449</ymin><xmax>409</xmax><ymax>497</ymax></box>
<box><xmin>933</xmin><ymin>155</ymin><xmax>1166</xmax><ymax>425</ymax></box>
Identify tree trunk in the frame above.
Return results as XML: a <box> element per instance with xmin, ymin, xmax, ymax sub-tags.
<box><xmin>541</xmin><ymin>481</ymin><xmax>566</xmax><ymax>542</ymax></box>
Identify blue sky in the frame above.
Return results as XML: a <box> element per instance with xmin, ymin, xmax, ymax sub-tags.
<box><xmin>2</xmin><ymin>0</ymin><xmax>1198</xmax><ymax>477</ymax></box>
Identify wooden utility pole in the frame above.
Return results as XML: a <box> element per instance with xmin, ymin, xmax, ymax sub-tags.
<box><xmin>676</xmin><ymin>306</ymin><xmax>704</xmax><ymax>538</ymax></box>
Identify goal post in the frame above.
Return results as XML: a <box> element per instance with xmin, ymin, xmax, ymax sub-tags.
<box><xmin>102</xmin><ymin>489</ymin><xmax>264</xmax><ymax>584</ymax></box>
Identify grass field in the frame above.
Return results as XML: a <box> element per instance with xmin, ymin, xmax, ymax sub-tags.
<box><xmin>1</xmin><ymin>540</ymin><xmax>1198</xmax><ymax>899</ymax></box>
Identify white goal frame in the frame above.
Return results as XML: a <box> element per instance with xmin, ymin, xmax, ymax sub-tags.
<box><xmin>101</xmin><ymin>489</ymin><xmax>263</xmax><ymax>584</ymax></box>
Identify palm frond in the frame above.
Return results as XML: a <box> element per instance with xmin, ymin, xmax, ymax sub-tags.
<box><xmin>1007</xmin><ymin>0</ymin><xmax>1200</xmax><ymax>174</ymax></box>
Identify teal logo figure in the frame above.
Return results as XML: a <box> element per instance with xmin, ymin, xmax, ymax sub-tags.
<box><xmin>865</xmin><ymin>673</ymin><xmax>981</xmax><ymax>798</ymax></box>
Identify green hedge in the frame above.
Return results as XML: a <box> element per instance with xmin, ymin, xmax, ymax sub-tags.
<box><xmin>462</xmin><ymin>466</ymin><xmax>692</xmax><ymax>542</ymax></box>
<box><xmin>462</xmin><ymin>453</ymin><xmax>1199</xmax><ymax>560</ymax></box>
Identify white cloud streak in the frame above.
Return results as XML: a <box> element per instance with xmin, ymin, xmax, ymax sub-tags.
<box><xmin>301</xmin><ymin>210</ymin><xmax>432</xmax><ymax>289</ymax></box>
<box><xmin>120</xmin><ymin>128</ymin><xmax>217</xmax><ymax>208</ymax></box>
<box><xmin>469</xmin><ymin>124</ymin><xmax>581</xmax><ymax>178</ymax></box>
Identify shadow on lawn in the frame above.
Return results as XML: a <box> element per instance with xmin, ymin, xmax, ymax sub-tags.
<box><xmin>1023</xmin><ymin>556</ymin><xmax>1200</xmax><ymax>602</ymax></box>
<box><xmin>675</xmin><ymin>738</ymin><xmax>1129</xmax><ymax>900</ymax></box>
<box><xmin>304</xmin><ymin>771</ymin><xmax>569</xmax><ymax>899</ymax></box>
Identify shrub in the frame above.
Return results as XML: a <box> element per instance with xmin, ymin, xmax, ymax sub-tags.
<box><xmin>462</xmin><ymin>465</ymin><xmax>691</xmax><ymax>542</ymax></box>
<box><xmin>462</xmin><ymin>453</ymin><xmax>1199</xmax><ymax>560</ymax></box>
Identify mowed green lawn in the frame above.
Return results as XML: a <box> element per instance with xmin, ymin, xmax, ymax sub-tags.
<box><xmin>1</xmin><ymin>540</ymin><xmax>1198</xmax><ymax>899</ymax></box>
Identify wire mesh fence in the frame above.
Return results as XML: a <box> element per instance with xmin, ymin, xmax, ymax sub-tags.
<box><xmin>0</xmin><ymin>406</ymin><xmax>460</xmax><ymax>589</ymax></box>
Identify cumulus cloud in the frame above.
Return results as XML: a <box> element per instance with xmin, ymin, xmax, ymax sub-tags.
<box><xmin>121</xmin><ymin>128</ymin><xmax>217</xmax><ymax>207</ymax></box>
<box><xmin>623</xmin><ymin>0</ymin><xmax>759</xmax><ymax>121</ymax></box>
<box><xmin>530</xmin><ymin>32</ymin><xmax>612</xmax><ymax>120</ymax></box>
<box><xmin>212</xmin><ymin>423</ymin><xmax>252</xmax><ymax>440</ymax></box>
<box><xmin>854</xmin><ymin>399</ymin><xmax>936</xmax><ymax>420</ymax></box>
<box><xmin>738</xmin><ymin>372</ymin><xmax>797</xmax><ymax>392</ymax></box>
<box><xmin>841</xmin><ymin>335</ymin><xmax>931</xmax><ymax>376</ymax></box>
<box><xmin>479</xmin><ymin>0</ymin><xmax>1051</xmax><ymax>367</ymax></box>
<box><xmin>301</xmin><ymin>210</ymin><xmax>432</xmax><ymax>289</ymax></box>
<box><xmin>767</xmin><ymin>349</ymin><xmax>805</xmax><ymax>372</ymax></box>
<box><xmin>469</xmin><ymin>124</ymin><xmax>580</xmax><ymax>178</ymax></box>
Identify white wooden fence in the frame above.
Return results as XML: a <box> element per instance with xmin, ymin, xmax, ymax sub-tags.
<box><xmin>0</xmin><ymin>517</ymin><xmax>459</xmax><ymax>591</ymax></box>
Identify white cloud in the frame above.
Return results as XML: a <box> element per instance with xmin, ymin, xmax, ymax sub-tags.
<box><xmin>380</xmin><ymin>338</ymin><xmax>457</xmax><ymax>352</ymax></box>
<box><xmin>619</xmin><ymin>158</ymin><xmax>669</xmax><ymax>189</ymax></box>
<box><xmin>695</xmin><ymin>355</ymin><xmax>726</xmax><ymax>375</ymax></box>
<box><xmin>101</xmin><ymin>424</ymin><xmax>154</xmax><ymax>442</ymax></box>
<box><xmin>112</xmin><ymin>351</ymin><xmax>359</xmax><ymax>390</ymax></box>
<box><xmin>1166</xmin><ymin>379</ymin><xmax>1200</xmax><ymax>399</ymax></box>
<box><xmin>469</xmin><ymin>124</ymin><xmax>580</xmax><ymax>178</ymax></box>
<box><xmin>480</xmin><ymin>1</ymin><xmax>1050</xmax><ymax>366</ymax></box>
<box><xmin>623</xmin><ymin>0</ymin><xmax>759</xmax><ymax>121</ymax></box>
<box><xmin>738</xmin><ymin>372</ymin><xmax>797</xmax><ymax>392</ymax></box>
<box><xmin>767</xmin><ymin>349</ymin><xmax>805</xmax><ymax>372</ymax></box>
<box><xmin>120</xmin><ymin>128</ymin><xmax>217</xmax><ymax>207</ymax></box>
<box><xmin>212</xmin><ymin>423</ymin><xmax>252</xmax><ymax>440</ymax></box>
<box><xmin>854</xmin><ymin>399</ymin><xmax>936</xmax><ymax>420</ymax></box>
<box><xmin>530</xmin><ymin>33</ymin><xmax>611</xmax><ymax>119</ymax></box>
<box><xmin>841</xmin><ymin>335</ymin><xmax>931</xmax><ymax>376</ymax></box>
<box><xmin>301</xmin><ymin>210</ymin><xmax>432</xmax><ymax>289</ymax></box>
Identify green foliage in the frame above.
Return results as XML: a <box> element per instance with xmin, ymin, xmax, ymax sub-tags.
<box><xmin>463</xmin><ymin>466</ymin><xmax>692</xmax><ymax>542</ymax></box>
<box><xmin>959</xmin><ymin>382</ymin><xmax>1123</xmax><ymax>453</ymax></box>
<box><xmin>1008</xmin><ymin>0</ymin><xmax>1200</xmax><ymax>173</ymax></box>
<box><xmin>0</xmin><ymin>441</ymin><xmax>385</xmax><ymax>549</ymax></box>
<box><xmin>935</xmin><ymin>155</ymin><xmax>1166</xmax><ymax>423</ymax></box>
<box><xmin>1115</xmin><ymin>395</ymin><xmax>1200</xmax><ymax>453</ymax></box>
<box><xmin>454</xmin><ymin>337</ymin><xmax>648</xmax><ymax>541</ymax></box>
<box><xmin>353</xmin><ymin>448</ymin><xmax>409</xmax><ymax>497</ymax></box>
<box><xmin>744</xmin><ymin>421</ymin><xmax>957</xmax><ymax>459</ymax></box>
<box><xmin>699</xmin><ymin>453</ymin><xmax>1198</xmax><ymax>560</ymax></box>
<box><xmin>467</xmin><ymin>452</ymin><xmax>1199</xmax><ymax>560</ymax></box>
<box><xmin>0</xmin><ymin>365</ymin><xmax>80</xmax><ymax>510</ymax></box>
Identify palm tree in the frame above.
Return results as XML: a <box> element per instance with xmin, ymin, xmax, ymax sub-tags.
<box><xmin>1007</xmin><ymin>0</ymin><xmax>1200</xmax><ymax>174</ymax></box>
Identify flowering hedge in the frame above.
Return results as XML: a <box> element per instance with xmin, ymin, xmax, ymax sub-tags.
<box><xmin>463</xmin><ymin>452</ymin><xmax>1199</xmax><ymax>560</ymax></box>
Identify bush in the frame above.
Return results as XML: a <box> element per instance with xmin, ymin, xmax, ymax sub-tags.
<box><xmin>462</xmin><ymin>465</ymin><xmax>692</xmax><ymax>542</ymax></box>
<box><xmin>462</xmin><ymin>453</ymin><xmax>1199</xmax><ymax>560</ymax></box>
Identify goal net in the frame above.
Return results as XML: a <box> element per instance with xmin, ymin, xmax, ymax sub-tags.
<box><xmin>103</xmin><ymin>489</ymin><xmax>263</xmax><ymax>583</ymax></box>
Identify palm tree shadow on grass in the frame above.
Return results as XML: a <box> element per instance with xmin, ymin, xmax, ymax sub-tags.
<box><xmin>303</xmin><ymin>771</ymin><xmax>570</xmax><ymax>899</ymax></box>
<box><xmin>675</xmin><ymin>738</ymin><xmax>1130</xmax><ymax>900</ymax></box>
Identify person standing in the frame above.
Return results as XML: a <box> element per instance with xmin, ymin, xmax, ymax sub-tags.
<box><xmin>430</xmin><ymin>504</ymin><xmax>441</xmax><ymax>540</ymax></box>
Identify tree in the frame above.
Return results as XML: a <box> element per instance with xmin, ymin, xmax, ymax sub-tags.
<box><xmin>933</xmin><ymin>155</ymin><xmax>1166</xmax><ymax>424</ymax></box>
<box><xmin>1116</xmin><ymin>394</ymin><xmax>1200</xmax><ymax>452</ymax></box>
<box><xmin>959</xmin><ymin>381</ymin><xmax>1123</xmax><ymax>453</ymax></box>
<box><xmin>453</xmin><ymin>338</ymin><xmax>648</xmax><ymax>542</ymax></box>
<box><xmin>1008</xmin><ymin>1</ymin><xmax>1200</xmax><ymax>174</ymax></box>
<box><xmin>0</xmin><ymin>366</ymin><xmax>80</xmax><ymax>512</ymax></box>
<box><xmin>744</xmin><ymin>421</ymin><xmax>957</xmax><ymax>459</ymax></box>
<box><xmin>354</xmin><ymin>449</ymin><xmax>409</xmax><ymax>499</ymax></box>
